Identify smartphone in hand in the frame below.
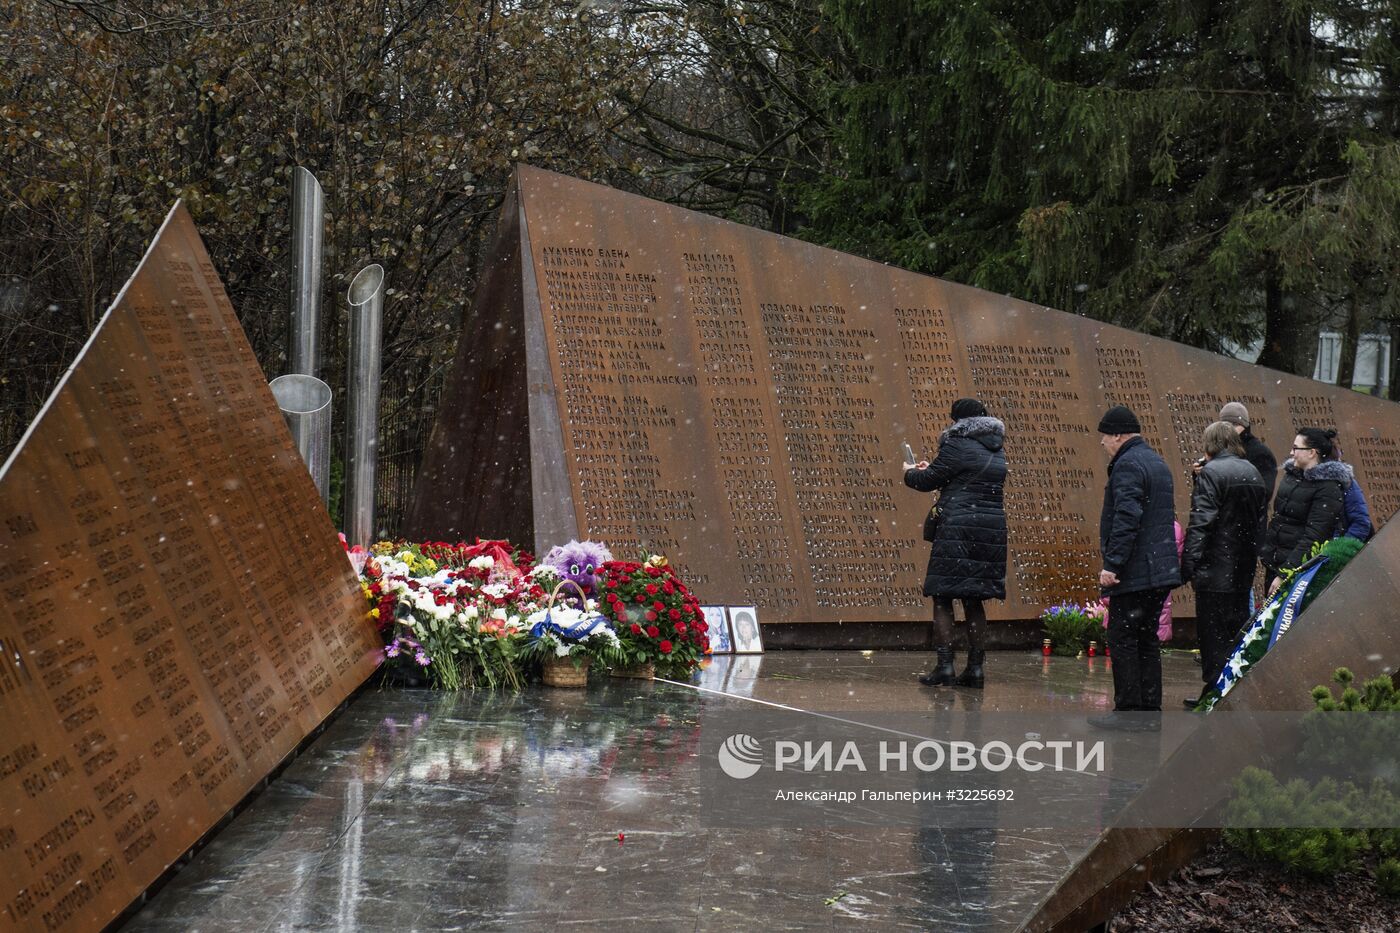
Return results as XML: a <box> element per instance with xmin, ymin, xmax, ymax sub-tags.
<box><xmin>902</xmin><ymin>442</ymin><xmax>916</xmax><ymax>464</ymax></box>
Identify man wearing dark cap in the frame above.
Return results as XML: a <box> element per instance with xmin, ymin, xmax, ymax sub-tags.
<box><xmin>1218</xmin><ymin>402</ymin><xmax>1278</xmax><ymax>500</ymax></box>
<box><xmin>1092</xmin><ymin>405</ymin><xmax>1181</xmax><ymax>728</ymax></box>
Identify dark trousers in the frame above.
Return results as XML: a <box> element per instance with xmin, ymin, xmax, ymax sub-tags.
<box><xmin>1106</xmin><ymin>587</ymin><xmax>1171</xmax><ymax>711</ymax></box>
<box><xmin>1195</xmin><ymin>589</ymin><xmax>1250</xmax><ymax>688</ymax></box>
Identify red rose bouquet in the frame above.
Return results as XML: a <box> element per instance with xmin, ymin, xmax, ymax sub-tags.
<box><xmin>594</xmin><ymin>555</ymin><xmax>708</xmax><ymax>677</ymax></box>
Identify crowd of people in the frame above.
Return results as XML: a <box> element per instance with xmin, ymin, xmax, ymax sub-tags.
<box><xmin>902</xmin><ymin>398</ymin><xmax>1374</xmax><ymax>728</ymax></box>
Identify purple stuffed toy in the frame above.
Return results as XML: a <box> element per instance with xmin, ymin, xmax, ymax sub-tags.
<box><xmin>542</xmin><ymin>539</ymin><xmax>613</xmax><ymax>603</ymax></box>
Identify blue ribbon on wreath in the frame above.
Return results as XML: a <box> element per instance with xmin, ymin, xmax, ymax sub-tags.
<box><xmin>1267</xmin><ymin>558</ymin><xmax>1327</xmax><ymax>649</ymax></box>
<box><xmin>530</xmin><ymin>610</ymin><xmax>613</xmax><ymax>642</ymax></box>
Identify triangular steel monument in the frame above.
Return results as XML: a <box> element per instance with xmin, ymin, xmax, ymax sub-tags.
<box><xmin>0</xmin><ymin>204</ymin><xmax>381</xmax><ymax>932</ymax></box>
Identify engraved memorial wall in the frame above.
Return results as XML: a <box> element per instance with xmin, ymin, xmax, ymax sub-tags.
<box><xmin>0</xmin><ymin>204</ymin><xmax>381</xmax><ymax>932</ymax></box>
<box><xmin>408</xmin><ymin>166</ymin><xmax>1400</xmax><ymax>625</ymax></box>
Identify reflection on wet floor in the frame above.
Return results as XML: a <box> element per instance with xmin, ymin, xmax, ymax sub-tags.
<box><xmin>122</xmin><ymin>650</ymin><xmax>1201</xmax><ymax>931</ymax></box>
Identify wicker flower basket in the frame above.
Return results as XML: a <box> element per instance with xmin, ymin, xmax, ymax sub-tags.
<box><xmin>609</xmin><ymin>661</ymin><xmax>655</xmax><ymax>680</ymax></box>
<box><xmin>541</xmin><ymin>655</ymin><xmax>590</xmax><ymax>687</ymax></box>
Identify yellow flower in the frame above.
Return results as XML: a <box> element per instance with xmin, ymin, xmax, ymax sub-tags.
<box><xmin>646</xmin><ymin>554</ymin><xmax>669</xmax><ymax>569</ymax></box>
<box><xmin>370</xmin><ymin>608</ymin><xmax>380</xmax><ymax>619</ymax></box>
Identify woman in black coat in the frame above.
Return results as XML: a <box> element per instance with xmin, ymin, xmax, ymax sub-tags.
<box><xmin>903</xmin><ymin>398</ymin><xmax>1008</xmax><ymax>688</ymax></box>
<box><xmin>1260</xmin><ymin>427</ymin><xmax>1348</xmax><ymax>595</ymax></box>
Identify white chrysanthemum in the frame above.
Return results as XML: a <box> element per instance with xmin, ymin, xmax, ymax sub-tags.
<box><xmin>469</xmin><ymin>555</ymin><xmax>495</xmax><ymax>570</ymax></box>
<box><xmin>377</xmin><ymin>556</ymin><xmax>415</xmax><ymax>579</ymax></box>
<box><xmin>482</xmin><ymin>582</ymin><xmax>509</xmax><ymax>600</ymax></box>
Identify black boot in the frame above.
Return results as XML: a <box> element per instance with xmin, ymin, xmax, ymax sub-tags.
<box><xmin>955</xmin><ymin>649</ymin><xmax>985</xmax><ymax>689</ymax></box>
<box><xmin>920</xmin><ymin>645</ymin><xmax>956</xmax><ymax>686</ymax></box>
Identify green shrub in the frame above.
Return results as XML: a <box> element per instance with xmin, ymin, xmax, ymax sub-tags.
<box><xmin>1224</xmin><ymin>825</ymin><xmax>1369</xmax><ymax>876</ymax></box>
<box><xmin>1377</xmin><ymin>858</ymin><xmax>1400</xmax><ymax>898</ymax></box>
<box><xmin>1226</xmin><ymin>667</ymin><xmax>1400</xmax><ymax>881</ymax></box>
<box><xmin>1224</xmin><ymin>769</ymin><xmax>1372</xmax><ymax>875</ymax></box>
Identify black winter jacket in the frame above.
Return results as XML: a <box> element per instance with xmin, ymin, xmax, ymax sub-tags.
<box><xmin>904</xmin><ymin>416</ymin><xmax>1008</xmax><ymax>600</ymax></box>
<box><xmin>1241</xmin><ymin>429</ymin><xmax>1279</xmax><ymax>502</ymax></box>
<box><xmin>1181</xmin><ymin>451</ymin><xmax>1269</xmax><ymax>592</ymax></box>
<box><xmin>1099</xmin><ymin>436</ymin><xmax>1182</xmax><ymax>595</ymax></box>
<box><xmin>1260</xmin><ymin>459</ymin><xmax>1348</xmax><ymax>576</ymax></box>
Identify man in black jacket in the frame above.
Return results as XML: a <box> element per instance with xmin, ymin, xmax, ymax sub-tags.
<box><xmin>1218</xmin><ymin>401</ymin><xmax>1278</xmax><ymax>503</ymax></box>
<box><xmin>1180</xmin><ymin>422</ymin><xmax>1269</xmax><ymax>707</ymax></box>
<box><xmin>1093</xmin><ymin>406</ymin><xmax>1181</xmax><ymax>728</ymax></box>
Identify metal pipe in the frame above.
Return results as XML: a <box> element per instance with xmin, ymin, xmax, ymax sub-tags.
<box><xmin>345</xmin><ymin>264</ymin><xmax>385</xmax><ymax>546</ymax></box>
<box><xmin>289</xmin><ymin>167</ymin><xmax>324</xmax><ymax>377</ymax></box>
<box><xmin>268</xmin><ymin>374</ymin><xmax>332</xmax><ymax>505</ymax></box>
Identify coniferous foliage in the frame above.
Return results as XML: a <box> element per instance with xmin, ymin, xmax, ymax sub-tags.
<box><xmin>1225</xmin><ymin>669</ymin><xmax>1400</xmax><ymax>891</ymax></box>
<box><xmin>799</xmin><ymin>1</ymin><xmax>1400</xmax><ymax>371</ymax></box>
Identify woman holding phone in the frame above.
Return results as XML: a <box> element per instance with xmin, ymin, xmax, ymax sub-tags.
<box><xmin>903</xmin><ymin>398</ymin><xmax>1008</xmax><ymax>688</ymax></box>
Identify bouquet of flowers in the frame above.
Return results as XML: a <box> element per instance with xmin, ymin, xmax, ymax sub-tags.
<box><xmin>593</xmin><ymin>555</ymin><xmax>709</xmax><ymax>677</ymax></box>
<box><xmin>367</xmin><ymin>541</ymin><xmax>547</xmax><ymax>690</ymax></box>
<box><xmin>1040</xmin><ymin>601</ymin><xmax>1100</xmax><ymax>657</ymax></box>
<box><xmin>418</xmin><ymin>539</ymin><xmax>536</xmax><ymax>575</ymax></box>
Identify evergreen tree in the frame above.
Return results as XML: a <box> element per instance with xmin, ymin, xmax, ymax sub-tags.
<box><xmin>799</xmin><ymin>0</ymin><xmax>1400</xmax><ymax>376</ymax></box>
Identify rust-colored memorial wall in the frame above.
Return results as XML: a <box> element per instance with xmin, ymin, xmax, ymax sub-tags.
<box><xmin>0</xmin><ymin>204</ymin><xmax>381</xmax><ymax>932</ymax></box>
<box><xmin>408</xmin><ymin>166</ymin><xmax>1400</xmax><ymax>624</ymax></box>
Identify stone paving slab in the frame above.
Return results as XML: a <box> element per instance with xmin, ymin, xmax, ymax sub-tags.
<box><xmin>121</xmin><ymin>650</ymin><xmax>1202</xmax><ymax>932</ymax></box>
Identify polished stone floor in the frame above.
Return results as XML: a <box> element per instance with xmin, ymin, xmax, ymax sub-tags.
<box><xmin>122</xmin><ymin>650</ymin><xmax>1202</xmax><ymax>932</ymax></box>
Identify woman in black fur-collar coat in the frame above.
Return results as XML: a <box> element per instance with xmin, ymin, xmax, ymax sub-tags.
<box><xmin>903</xmin><ymin>398</ymin><xmax>1008</xmax><ymax>688</ymax></box>
<box><xmin>1260</xmin><ymin>426</ymin><xmax>1348</xmax><ymax>594</ymax></box>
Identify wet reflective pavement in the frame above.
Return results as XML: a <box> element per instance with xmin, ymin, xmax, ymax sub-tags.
<box><xmin>121</xmin><ymin>650</ymin><xmax>1202</xmax><ymax>931</ymax></box>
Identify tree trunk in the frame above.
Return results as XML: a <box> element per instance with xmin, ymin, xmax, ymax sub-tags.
<box><xmin>1389</xmin><ymin>321</ymin><xmax>1400</xmax><ymax>401</ymax></box>
<box><xmin>1255</xmin><ymin>269</ymin><xmax>1319</xmax><ymax>377</ymax></box>
<box><xmin>1336</xmin><ymin>296</ymin><xmax>1361</xmax><ymax>389</ymax></box>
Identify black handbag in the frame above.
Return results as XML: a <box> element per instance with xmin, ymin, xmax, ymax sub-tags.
<box><xmin>922</xmin><ymin>502</ymin><xmax>940</xmax><ymax>542</ymax></box>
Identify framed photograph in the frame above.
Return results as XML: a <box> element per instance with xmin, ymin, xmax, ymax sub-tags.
<box><xmin>727</xmin><ymin>606</ymin><xmax>763</xmax><ymax>654</ymax></box>
<box><xmin>702</xmin><ymin>606</ymin><xmax>732</xmax><ymax>654</ymax></box>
